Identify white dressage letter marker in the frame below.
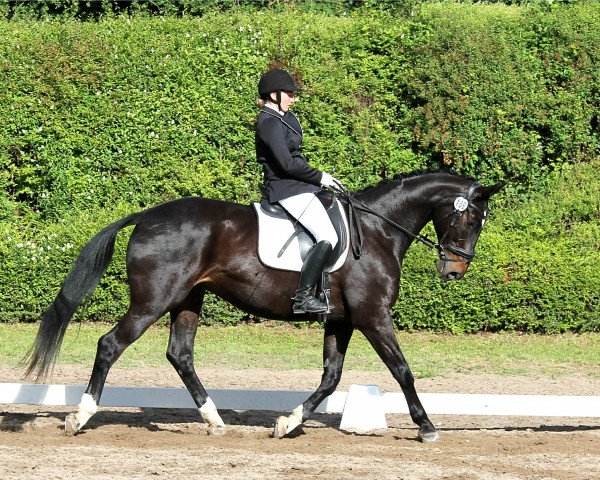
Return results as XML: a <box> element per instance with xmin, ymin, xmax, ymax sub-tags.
<box><xmin>339</xmin><ymin>384</ymin><xmax>387</xmax><ymax>433</ymax></box>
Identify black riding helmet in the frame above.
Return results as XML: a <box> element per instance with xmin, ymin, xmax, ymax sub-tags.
<box><xmin>258</xmin><ymin>68</ymin><xmax>301</xmax><ymax>100</ymax></box>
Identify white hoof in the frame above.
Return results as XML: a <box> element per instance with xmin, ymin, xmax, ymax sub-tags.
<box><xmin>273</xmin><ymin>405</ymin><xmax>304</xmax><ymax>438</ymax></box>
<box><xmin>64</xmin><ymin>414</ymin><xmax>79</xmax><ymax>436</ymax></box>
<box><xmin>207</xmin><ymin>424</ymin><xmax>226</xmax><ymax>436</ymax></box>
<box><xmin>199</xmin><ymin>397</ymin><xmax>225</xmax><ymax>436</ymax></box>
<box><xmin>273</xmin><ymin>416</ymin><xmax>288</xmax><ymax>439</ymax></box>
<box><xmin>418</xmin><ymin>429</ymin><xmax>440</xmax><ymax>443</ymax></box>
<box><xmin>64</xmin><ymin>394</ymin><xmax>98</xmax><ymax>436</ymax></box>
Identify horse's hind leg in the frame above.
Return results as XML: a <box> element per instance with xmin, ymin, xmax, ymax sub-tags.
<box><xmin>274</xmin><ymin>321</ymin><xmax>354</xmax><ymax>438</ymax></box>
<box><xmin>166</xmin><ymin>289</ymin><xmax>225</xmax><ymax>435</ymax></box>
<box><xmin>65</xmin><ymin>309</ymin><xmax>162</xmax><ymax>435</ymax></box>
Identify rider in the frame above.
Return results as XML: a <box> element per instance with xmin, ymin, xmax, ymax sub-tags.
<box><xmin>255</xmin><ymin>67</ymin><xmax>343</xmax><ymax>314</ymax></box>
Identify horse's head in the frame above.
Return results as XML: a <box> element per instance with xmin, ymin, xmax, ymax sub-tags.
<box><xmin>431</xmin><ymin>181</ymin><xmax>504</xmax><ymax>280</ymax></box>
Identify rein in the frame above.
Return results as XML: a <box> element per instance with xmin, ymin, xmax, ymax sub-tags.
<box><xmin>332</xmin><ymin>182</ymin><xmax>484</xmax><ymax>263</ymax></box>
<box><xmin>337</xmin><ymin>190</ymin><xmax>439</xmax><ymax>258</ymax></box>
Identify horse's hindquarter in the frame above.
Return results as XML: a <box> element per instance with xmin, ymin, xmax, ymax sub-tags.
<box><xmin>125</xmin><ymin>197</ymin><xmax>296</xmax><ymax>317</ymax></box>
<box><xmin>125</xmin><ymin>199</ymin><xmax>247</xmax><ymax>293</ymax></box>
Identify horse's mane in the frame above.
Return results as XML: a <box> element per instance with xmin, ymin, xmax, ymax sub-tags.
<box><xmin>355</xmin><ymin>168</ymin><xmax>470</xmax><ymax>198</ymax></box>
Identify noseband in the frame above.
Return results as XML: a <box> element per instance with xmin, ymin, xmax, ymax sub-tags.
<box><xmin>333</xmin><ymin>182</ymin><xmax>488</xmax><ymax>264</ymax></box>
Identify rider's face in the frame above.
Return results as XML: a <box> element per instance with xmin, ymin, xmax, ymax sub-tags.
<box><xmin>270</xmin><ymin>90</ymin><xmax>296</xmax><ymax>112</ymax></box>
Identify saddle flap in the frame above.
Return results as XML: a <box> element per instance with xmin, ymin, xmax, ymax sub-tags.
<box><xmin>253</xmin><ymin>199</ymin><xmax>350</xmax><ymax>273</ymax></box>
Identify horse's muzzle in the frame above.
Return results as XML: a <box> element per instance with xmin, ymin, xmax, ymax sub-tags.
<box><xmin>435</xmin><ymin>257</ymin><xmax>469</xmax><ymax>280</ymax></box>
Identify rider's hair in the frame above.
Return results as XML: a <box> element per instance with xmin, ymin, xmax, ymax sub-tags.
<box><xmin>256</xmin><ymin>97</ymin><xmax>266</xmax><ymax>108</ymax></box>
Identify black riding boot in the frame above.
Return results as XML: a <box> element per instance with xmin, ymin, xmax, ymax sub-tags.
<box><xmin>292</xmin><ymin>240</ymin><xmax>333</xmax><ymax>314</ymax></box>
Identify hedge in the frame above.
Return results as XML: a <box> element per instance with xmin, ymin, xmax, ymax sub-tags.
<box><xmin>0</xmin><ymin>2</ymin><xmax>598</xmax><ymax>331</ymax></box>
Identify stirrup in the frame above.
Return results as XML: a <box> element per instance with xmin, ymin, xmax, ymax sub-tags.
<box><xmin>292</xmin><ymin>296</ymin><xmax>328</xmax><ymax>314</ymax></box>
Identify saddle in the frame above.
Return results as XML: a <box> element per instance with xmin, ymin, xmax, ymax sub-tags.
<box><xmin>252</xmin><ymin>192</ymin><xmax>350</xmax><ymax>274</ymax></box>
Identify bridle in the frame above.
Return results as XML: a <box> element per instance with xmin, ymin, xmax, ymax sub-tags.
<box><xmin>332</xmin><ymin>182</ymin><xmax>489</xmax><ymax>264</ymax></box>
<box><xmin>435</xmin><ymin>182</ymin><xmax>489</xmax><ymax>264</ymax></box>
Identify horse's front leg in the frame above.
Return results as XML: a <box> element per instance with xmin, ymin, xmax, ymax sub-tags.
<box><xmin>359</xmin><ymin>316</ymin><xmax>439</xmax><ymax>443</ymax></box>
<box><xmin>273</xmin><ymin>321</ymin><xmax>354</xmax><ymax>438</ymax></box>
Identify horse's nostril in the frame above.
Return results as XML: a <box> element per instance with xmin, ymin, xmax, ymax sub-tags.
<box><xmin>446</xmin><ymin>271</ymin><xmax>463</xmax><ymax>280</ymax></box>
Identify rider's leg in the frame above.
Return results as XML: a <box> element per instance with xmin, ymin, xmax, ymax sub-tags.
<box><xmin>278</xmin><ymin>192</ymin><xmax>339</xmax><ymax>249</ymax></box>
<box><xmin>291</xmin><ymin>240</ymin><xmax>333</xmax><ymax>313</ymax></box>
<box><xmin>279</xmin><ymin>193</ymin><xmax>338</xmax><ymax>314</ymax></box>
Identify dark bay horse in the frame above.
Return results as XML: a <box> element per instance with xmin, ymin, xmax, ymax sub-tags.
<box><xmin>26</xmin><ymin>170</ymin><xmax>503</xmax><ymax>442</ymax></box>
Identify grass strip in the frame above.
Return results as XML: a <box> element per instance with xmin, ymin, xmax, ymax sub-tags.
<box><xmin>2</xmin><ymin>323</ymin><xmax>599</xmax><ymax>378</ymax></box>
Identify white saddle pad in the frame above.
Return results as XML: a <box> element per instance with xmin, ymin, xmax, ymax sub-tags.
<box><xmin>253</xmin><ymin>201</ymin><xmax>349</xmax><ymax>273</ymax></box>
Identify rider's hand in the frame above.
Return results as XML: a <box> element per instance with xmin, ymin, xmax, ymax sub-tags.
<box><xmin>320</xmin><ymin>172</ymin><xmax>344</xmax><ymax>191</ymax></box>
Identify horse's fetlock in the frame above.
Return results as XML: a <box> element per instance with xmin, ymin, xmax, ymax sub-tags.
<box><xmin>199</xmin><ymin>397</ymin><xmax>225</xmax><ymax>432</ymax></box>
<box><xmin>64</xmin><ymin>394</ymin><xmax>98</xmax><ymax>436</ymax></box>
<box><xmin>285</xmin><ymin>405</ymin><xmax>304</xmax><ymax>434</ymax></box>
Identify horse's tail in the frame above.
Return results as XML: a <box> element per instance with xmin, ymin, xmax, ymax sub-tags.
<box><xmin>25</xmin><ymin>211</ymin><xmax>143</xmax><ymax>381</ymax></box>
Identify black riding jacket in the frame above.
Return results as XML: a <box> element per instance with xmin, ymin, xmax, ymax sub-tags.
<box><xmin>255</xmin><ymin>108</ymin><xmax>323</xmax><ymax>203</ymax></box>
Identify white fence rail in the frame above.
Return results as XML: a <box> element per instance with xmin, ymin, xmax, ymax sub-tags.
<box><xmin>2</xmin><ymin>383</ymin><xmax>598</xmax><ymax>432</ymax></box>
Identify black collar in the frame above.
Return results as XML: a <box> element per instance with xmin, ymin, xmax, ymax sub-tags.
<box><xmin>260</xmin><ymin>109</ymin><xmax>303</xmax><ymax>138</ymax></box>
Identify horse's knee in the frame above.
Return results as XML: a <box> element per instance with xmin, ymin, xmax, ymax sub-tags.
<box><xmin>96</xmin><ymin>331</ymin><xmax>112</xmax><ymax>350</ymax></box>
<box><xmin>167</xmin><ymin>312</ymin><xmax>198</xmax><ymax>371</ymax></box>
<box><xmin>396</xmin><ymin>366</ymin><xmax>415</xmax><ymax>388</ymax></box>
<box><xmin>166</xmin><ymin>347</ymin><xmax>194</xmax><ymax>375</ymax></box>
<box><xmin>319</xmin><ymin>369</ymin><xmax>343</xmax><ymax>396</ymax></box>
<box><xmin>96</xmin><ymin>322</ymin><xmax>141</xmax><ymax>360</ymax></box>
<box><xmin>323</xmin><ymin>373</ymin><xmax>341</xmax><ymax>392</ymax></box>
<box><xmin>166</xmin><ymin>349</ymin><xmax>177</xmax><ymax>368</ymax></box>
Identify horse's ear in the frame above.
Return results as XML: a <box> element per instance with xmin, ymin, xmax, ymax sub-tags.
<box><xmin>474</xmin><ymin>182</ymin><xmax>506</xmax><ymax>200</ymax></box>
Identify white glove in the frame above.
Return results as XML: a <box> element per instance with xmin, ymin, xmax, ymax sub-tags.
<box><xmin>320</xmin><ymin>172</ymin><xmax>344</xmax><ymax>191</ymax></box>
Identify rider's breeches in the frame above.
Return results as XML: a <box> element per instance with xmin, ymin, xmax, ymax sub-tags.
<box><xmin>278</xmin><ymin>192</ymin><xmax>338</xmax><ymax>249</ymax></box>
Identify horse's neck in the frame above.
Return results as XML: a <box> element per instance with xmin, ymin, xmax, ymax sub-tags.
<box><xmin>363</xmin><ymin>176</ymin><xmax>442</xmax><ymax>233</ymax></box>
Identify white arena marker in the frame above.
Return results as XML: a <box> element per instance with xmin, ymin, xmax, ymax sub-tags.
<box><xmin>339</xmin><ymin>384</ymin><xmax>387</xmax><ymax>433</ymax></box>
